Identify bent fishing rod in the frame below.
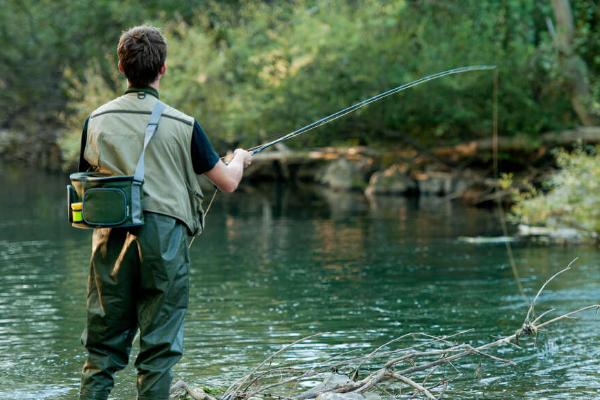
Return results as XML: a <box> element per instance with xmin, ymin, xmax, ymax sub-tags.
<box><xmin>248</xmin><ymin>65</ymin><xmax>496</xmax><ymax>155</ymax></box>
<box><xmin>194</xmin><ymin>64</ymin><xmax>497</xmax><ymax>247</ymax></box>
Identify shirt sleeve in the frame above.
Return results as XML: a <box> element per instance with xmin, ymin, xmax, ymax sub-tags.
<box><xmin>191</xmin><ymin>120</ymin><xmax>220</xmax><ymax>174</ymax></box>
<box><xmin>78</xmin><ymin>117</ymin><xmax>92</xmax><ymax>172</ymax></box>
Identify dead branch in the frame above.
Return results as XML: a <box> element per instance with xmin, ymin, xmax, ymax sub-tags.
<box><xmin>223</xmin><ymin>333</ymin><xmax>321</xmax><ymax>398</ymax></box>
<box><xmin>171</xmin><ymin>267</ymin><xmax>599</xmax><ymax>400</ymax></box>
<box><xmin>524</xmin><ymin>257</ymin><xmax>577</xmax><ymax>324</ymax></box>
<box><xmin>387</xmin><ymin>372</ymin><xmax>436</xmax><ymax>400</ymax></box>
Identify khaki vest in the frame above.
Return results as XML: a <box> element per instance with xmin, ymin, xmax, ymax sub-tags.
<box><xmin>84</xmin><ymin>93</ymin><xmax>205</xmax><ymax>234</ymax></box>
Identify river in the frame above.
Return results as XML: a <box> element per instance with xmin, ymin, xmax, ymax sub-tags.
<box><xmin>0</xmin><ymin>168</ymin><xmax>599</xmax><ymax>399</ymax></box>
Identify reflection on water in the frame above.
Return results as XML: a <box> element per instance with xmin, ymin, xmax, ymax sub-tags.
<box><xmin>0</xmin><ymin>169</ymin><xmax>599</xmax><ymax>399</ymax></box>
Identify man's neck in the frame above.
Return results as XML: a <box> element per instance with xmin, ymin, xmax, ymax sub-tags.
<box><xmin>125</xmin><ymin>85</ymin><xmax>159</xmax><ymax>99</ymax></box>
<box><xmin>127</xmin><ymin>80</ymin><xmax>160</xmax><ymax>90</ymax></box>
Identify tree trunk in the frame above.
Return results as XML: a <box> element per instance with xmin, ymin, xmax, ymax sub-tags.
<box><xmin>550</xmin><ymin>0</ymin><xmax>598</xmax><ymax>126</ymax></box>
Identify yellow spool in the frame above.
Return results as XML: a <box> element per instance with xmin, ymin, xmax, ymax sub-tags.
<box><xmin>71</xmin><ymin>202</ymin><xmax>83</xmax><ymax>223</ymax></box>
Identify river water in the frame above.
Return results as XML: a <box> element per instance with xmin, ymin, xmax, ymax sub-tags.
<box><xmin>0</xmin><ymin>169</ymin><xmax>599</xmax><ymax>399</ymax></box>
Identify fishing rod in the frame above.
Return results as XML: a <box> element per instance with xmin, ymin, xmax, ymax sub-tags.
<box><xmin>192</xmin><ymin>65</ymin><xmax>497</xmax><ymax>248</ymax></box>
<box><xmin>249</xmin><ymin>65</ymin><xmax>496</xmax><ymax>155</ymax></box>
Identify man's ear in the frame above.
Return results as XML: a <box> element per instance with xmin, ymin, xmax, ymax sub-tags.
<box><xmin>159</xmin><ymin>63</ymin><xmax>167</xmax><ymax>76</ymax></box>
<box><xmin>118</xmin><ymin>60</ymin><xmax>124</xmax><ymax>74</ymax></box>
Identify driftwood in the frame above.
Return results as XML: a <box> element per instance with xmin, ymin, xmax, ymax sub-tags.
<box><xmin>170</xmin><ymin>261</ymin><xmax>599</xmax><ymax>400</ymax></box>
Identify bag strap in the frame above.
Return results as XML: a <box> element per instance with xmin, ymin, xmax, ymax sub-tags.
<box><xmin>133</xmin><ymin>100</ymin><xmax>166</xmax><ymax>183</ymax></box>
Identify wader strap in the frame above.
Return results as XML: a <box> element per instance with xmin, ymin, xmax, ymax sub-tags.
<box><xmin>133</xmin><ymin>101</ymin><xmax>166</xmax><ymax>183</ymax></box>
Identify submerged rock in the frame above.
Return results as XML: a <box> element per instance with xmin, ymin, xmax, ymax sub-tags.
<box><xmin>299</xmin><ymin>373</ymin><xmax>382</xmax><ymax>400</ymax></box>
<box><xmin>365</xmin><ymin>165</ymin><xmax>482</xmax><ymax>199</ymax></box>
<box><xmin>458</xmin><ymin>236</ymin><xmax>516</xmax><ymax>244</ymax></box>
<box><xmin>365</xmin><ymin>164</ymin><xmax>417</xmax><ymax>196</ymax></box>
<box><xmin>300</xmin><ymin>373</ymin><xmax>353</xmax><ymax>399</ymax></box>
<box><xmin>316</xmin><ymin>393</ymin><xmax>367</xmax><ymax>400</ymax></box>
<box><xmin>315</xmin><ymin>392</ymin><xmax>381</xmax><ymax>400</ymax></box>
<box><xmin>415</xmin><ymin>171</ymin><xmax>453</xmax><ymax>195</ymax></box>
<box><xmin>318</xmin><ymin>158</ymin><xmax>375</xmax><ymax>191</ymax></box>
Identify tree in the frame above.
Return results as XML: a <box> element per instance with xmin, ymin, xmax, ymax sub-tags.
<box><xmin>550</xmin><ymin>0</ymin><xmax>598</xmax><ymax>126</ymax></box>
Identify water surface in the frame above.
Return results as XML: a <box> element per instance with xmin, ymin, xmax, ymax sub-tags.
<box><xmin>0</xmin><ymin>169</ymin><xmax>598</xmax><ymax>399</ymax></box>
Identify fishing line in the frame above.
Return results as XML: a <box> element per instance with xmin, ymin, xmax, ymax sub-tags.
<box><xmin>250</xmin><ymin>65</ymin><xmax>496</xmax><ymax>155</ymax></box>
<box><xmin>490</xmin><ymin>70</ymin><xmax>526</xmax><ymax>299</ymax></box>
<box><xmin>188</xmin><ymin>187</ymin><xmax>218</xmax><ymax>248</ymax></box>
<box><xmin>190</xmin><ymin>65</ymin><xmax>496</xmax><ymax>247</ymax></box>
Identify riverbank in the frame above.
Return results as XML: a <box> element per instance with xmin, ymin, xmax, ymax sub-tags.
<box><xmin>4</xmin><ymin>126</ymin><xmax>600</xmax><ymax>210</ymax></box>
<box><xmin>240</xmin><ymin>144</ymin><xmax>530</xmax><ymax>207</ymax></box>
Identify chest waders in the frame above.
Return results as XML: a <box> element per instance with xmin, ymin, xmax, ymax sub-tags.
<box><xmin>78</xmin><ymin>100</ymin><xmax>191</xmax><ymax>400</ymax></box>
<box><xmin>68</xmin><ymin>100</ymin><xmax>166</xmax><ymax>229</ymax></box>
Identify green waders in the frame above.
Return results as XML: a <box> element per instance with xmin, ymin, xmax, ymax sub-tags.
<box><xmin>80</xmin><ymin>212</ymin><xmax>190</xmax><ymax>400</ymax></box>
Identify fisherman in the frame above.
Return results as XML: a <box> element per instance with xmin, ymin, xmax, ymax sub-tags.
<box><xmin>76</xmin><ymin>25</ymin><xmax>252</xmax><ymax>400</ymax></box>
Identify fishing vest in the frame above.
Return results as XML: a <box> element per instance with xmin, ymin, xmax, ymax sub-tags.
<box><xmin>84</xmin><ymin>92</ymin><xmax>205</xmax><ymax>235</ymax></box>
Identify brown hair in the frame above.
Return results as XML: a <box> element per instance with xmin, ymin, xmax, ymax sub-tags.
<box><xmin>117</xmin><ymin>26</ymin><xmax>167</xmax><ymax>87</ymax></box>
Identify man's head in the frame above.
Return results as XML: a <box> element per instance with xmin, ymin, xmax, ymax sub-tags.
<box><xmin>117</xmin><ymin>26</ymin><xmax>167</xmax><ymax>87</ymax></box>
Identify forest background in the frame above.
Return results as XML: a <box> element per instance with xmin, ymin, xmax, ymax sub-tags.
<box><xmin>1</xmin><ymin>0</ymin><xmax>598</xmax><ymax>169</ymax></box>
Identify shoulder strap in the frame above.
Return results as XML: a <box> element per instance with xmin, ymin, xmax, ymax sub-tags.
<box><xmin>133</xmin><ymin>100</ymin><xmax>166</xmax><ymax>182</ymax></box>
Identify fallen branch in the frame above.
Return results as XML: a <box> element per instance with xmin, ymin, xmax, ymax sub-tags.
<box><xmin>387</xmin><ymin>372</ymin><xmax>436</xmax><ymax>400</ymax></box>
<box><xmin>171</xmin><ymin>264</ymin><xmax>599</xmax><ymax>400</ymax></box>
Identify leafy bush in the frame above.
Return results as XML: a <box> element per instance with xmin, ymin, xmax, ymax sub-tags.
<box><xmin>512</xmin><ymin>147</ymin><xmax>600</xmax><ymax>236</ymax></box>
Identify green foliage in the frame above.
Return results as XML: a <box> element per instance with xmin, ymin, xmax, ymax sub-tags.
<box><xmin>512</xmin><ymin>147</ymin><xmax>600</xmax><ymax>236</ymax></box>
<box><xmin>161</xmin><ymin>0</ymin><xmax>570</xmax><ymax>148</ymax></box>
<box><xmin>58</xmin><ymin>63</ymin><xmax>122</xmax><ymax>163</ymax></box>
<box><xmin>1</xmin><ymin>0</ymin><xmax>598</xmax><ymax>162</ymax></box>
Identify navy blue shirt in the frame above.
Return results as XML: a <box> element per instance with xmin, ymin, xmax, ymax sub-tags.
<box><xmin>190</xmin><ymin>120</ymin><xmax>220</xmax><ymax>174</ymax></box>
<box><xmin>78</xmin><ymin>89</ymin><xmax>219</xmax><ymax>174</ymax></box>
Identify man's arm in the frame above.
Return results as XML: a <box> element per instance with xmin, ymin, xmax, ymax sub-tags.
<box><xmin>191</xmin><ymin>120</ymin><xmax>251</xmax><ymax>192</ymax></box>
<box><xmin>205</xmin><ymin>149</ymin><xmax>252</xmax><ymax>193</ymax></box>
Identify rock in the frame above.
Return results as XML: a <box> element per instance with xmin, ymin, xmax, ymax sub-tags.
<box><xmin>458</xmin><ymin>183</ymin><xmax>489</xmax><ymax>205</ymax></box>
<box><xmin>365</xmin><ymin>164</ymin><xmax>416</xmax><ymax>196</ymax></box>
<box><xmin>458</xmin><ymin>236</ymin><xmax>516</xmax><ymax>244</ymax></box>
<box><xmin>415</xmin><ymin>171</ymin><xmax>476</xmax><ymax>196</ymax></box>
<box><xmin>243</xmin><ymin>150</ymin><xmax>327</xmax><ymax>182</ymax></box>
<box><xmin>517</xmin><ymin>224</ymin><xmax>588</xmax><ymax>242</ymax></box>
<box><xmin>0</xmin><ymin>128</ymin><xmax>64</xmax><ymax>171</ymax></box>
<box><xmin>316</xmin><ymin>392</ymin><xmax>366</xmax><ymax>400</ymax></box>
<box><xmin>415</xmin><ymin>171</ymin><xmax>454</xmax><ymax>195</ymax></box>
<box><xmin>318</xmin><ymin>158</ymin><xmax>375</xmax><ymax>191</ymax></box>
<box><xmin>300</xmin><ymin>373</ymin><xmax>353</xmax><ymax>399</ymax></box>
<box><xmin>452</xmin><ymin>175</ymin><xmax>474</xmax><ymax>194</ymax></box>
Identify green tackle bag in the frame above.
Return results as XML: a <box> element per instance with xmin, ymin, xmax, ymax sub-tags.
<box><xmin>67</xmin><ymin>101</ymin><xmax>166</xmax><ymax>229</ymax></box>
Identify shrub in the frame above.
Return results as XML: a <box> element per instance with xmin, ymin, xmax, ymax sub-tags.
<box><xmin>512</xmin><ymin>147</ymin><xmax>600</xmax><ymax>237</ymax></box>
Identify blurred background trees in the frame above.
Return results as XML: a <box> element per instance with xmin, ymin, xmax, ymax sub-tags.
<box><xmin>0</xmin><ymin>0</ymin><xmax>598</xmax><ymax>165</ymax></box>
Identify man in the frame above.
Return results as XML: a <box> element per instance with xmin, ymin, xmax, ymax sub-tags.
<box><xmin>77</xmin><ymin>25</ymin><xmax>252</xmax><ymax>400</ymax></box>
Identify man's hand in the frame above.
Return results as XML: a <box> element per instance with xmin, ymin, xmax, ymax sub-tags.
<box><xmin>234</xmin><ymin>148</ymin><xmax>253</xmax><ymax>168</ymax></box>
<box><xmin>205</xmin><ymin>148</ymin><xmax>253</xmax><ymax>193</ymax></box>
